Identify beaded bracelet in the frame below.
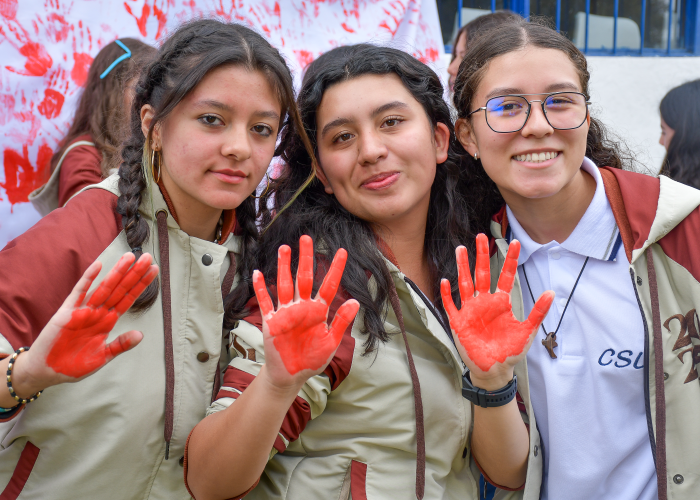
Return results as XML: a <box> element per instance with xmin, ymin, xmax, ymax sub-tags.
<box><xmin>6</xmin><ymin>347</ymin><xmax>42</xmax><ymax>404</ymax></box>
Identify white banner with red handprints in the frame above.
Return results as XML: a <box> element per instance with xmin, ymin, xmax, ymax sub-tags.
<box><xmin>0</xmin><ymin>0</ymin><xmax>443</xmax><ymax>247</ymax></box>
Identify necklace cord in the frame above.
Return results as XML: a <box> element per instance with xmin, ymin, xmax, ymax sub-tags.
<box><xmin>522</xmin><ymin>255</ymin><xmax>590</xmax><ymax>337</ymax></box>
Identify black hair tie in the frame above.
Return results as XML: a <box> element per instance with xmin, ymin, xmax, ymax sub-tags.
<box><xmin>132</xmin><ymin>246</ymin><xmax>143</xmax><ymax>254</ymax></box>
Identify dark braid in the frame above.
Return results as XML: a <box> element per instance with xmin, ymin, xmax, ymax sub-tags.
<box><xmin>115</xmin><ymin>19</ymin><xmax>306</xmax><ymax>314</ymax></box>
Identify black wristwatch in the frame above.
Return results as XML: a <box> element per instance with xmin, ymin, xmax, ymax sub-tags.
<box><xmin>461</xmin><ymin>372</ymin><xmax>517</xmax><ymax>408</ymax></box>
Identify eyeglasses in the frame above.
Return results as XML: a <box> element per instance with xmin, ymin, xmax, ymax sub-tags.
<box><xmin>468</xmin><ymin>92</ymin><xmax>592</xmax><ymax>133</ymax></box>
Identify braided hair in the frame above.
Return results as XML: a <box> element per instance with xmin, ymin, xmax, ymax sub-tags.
<box><xmin>116</xmin><ymin>19</ymin><xmax>312</xmax><ymax>325</ymax></box>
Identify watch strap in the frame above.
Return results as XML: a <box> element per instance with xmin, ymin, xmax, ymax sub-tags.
<box><xmin>461</xmin><ymin>372</ymin><xmax>517</xmax><ymax>408</ymax></box>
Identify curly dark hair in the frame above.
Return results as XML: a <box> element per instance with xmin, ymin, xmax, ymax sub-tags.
<box><xmin>453</xmin><ymin>17</ymin><xmax>636</xmax><ymax>210</ymax></box>
<box><xmin>116</xmin><ymin>19</ymin><xmax>313</xmax><ymax>327</ymax></box>
<box><xmin>252</xmin><ymin>45</ymin><xmax>496</xmax><ymax>354</ymax></box>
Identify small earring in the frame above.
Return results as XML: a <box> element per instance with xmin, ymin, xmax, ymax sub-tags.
<box><xmin>250</xmin><ymin>171</ymin><xmax>271</xmax><ymax>199</ymax></box>
<box><xmin>474</xmin><ymin>152</ymin><xmax>479</xmax><ymax>160</ymax></box>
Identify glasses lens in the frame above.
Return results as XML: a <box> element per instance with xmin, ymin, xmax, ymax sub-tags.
<box><xmin>544</xmin><ymin>93</ymin><xmax>588</xmax><ymax>130</ymax></box>
<box><xmin>485</xmin><ymin>95</ymin><xmax>529</xmax><ymax>132</ymax></box>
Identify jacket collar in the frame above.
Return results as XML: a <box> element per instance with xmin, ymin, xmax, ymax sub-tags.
<box><xmin>490</xmin><ymin>166</ymin><xmax>700</xmax><ymax>265</ymax></box>
<box><xmin>506</xmin><ymin>157</ymin><xmax>620</xmax><ymax>264</ymax></box>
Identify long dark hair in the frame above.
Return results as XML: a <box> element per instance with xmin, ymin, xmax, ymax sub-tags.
<box><xmin>660</xmin><ymin>79</ymin><xmax>700</xmax><ymax>189</ymax></box>
<box><xmin>117</xmin><ymin>19</ymin><xmax>314</xmax><ymax>325</ymax></box>
<box><xmin>255</xmin><ymin>45</ymin><xmax>493</xmax><ymax>354</ymax></box>
<box><xmin>51</xmin><ymin>38</ymin><xmax>156</xmax><ymax>176</ymax></box>
<box><xmin>453</xmin><ymin>18</ymin><xmax>635</xmax><ymax>209</ymax></box>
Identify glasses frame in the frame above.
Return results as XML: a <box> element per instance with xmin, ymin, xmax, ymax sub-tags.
<box><xmin>468</xmin><ymin>92</ymin><xmax>592</xmax><ymax>133</ymax></box>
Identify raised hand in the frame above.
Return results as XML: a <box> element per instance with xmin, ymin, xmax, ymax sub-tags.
<box><xmin>16</xmin><ymin>253</ymin><xmax>159</xmax><ymax>392</ymax></box>
<box><xmin>253</xmin><ymin>236</ymin><xmax>359</xmax><ymax>386</ymax></box>
<box><xmin>441</xmin><ymin>234</ymin><xmax>554</xmax><ymax>383</ymax></box>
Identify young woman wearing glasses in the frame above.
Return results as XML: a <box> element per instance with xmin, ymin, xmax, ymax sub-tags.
<box><xmin>454</xmin><ymin>18</ymin><xmax>700</xmax><ymax>500</ymax></box>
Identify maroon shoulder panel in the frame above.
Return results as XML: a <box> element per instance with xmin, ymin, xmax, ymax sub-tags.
<box><xmin>602</xmin><ymin>167</ymin><xmax>659</xmax><ymax>253</ymax></box>
<box><xmin>0</xmin><ymin>188</ymin><xmax>121</xmax><ymax>350</ymax></box>
<box><xmin>658</xmin><ymin>206</ymin><xmax>700</xmax><ymax>283</ymax></box>
<box><xmin>57</xmin><ymin>135</ymin><xmax>103</xmax><ymax>208</ymax></box>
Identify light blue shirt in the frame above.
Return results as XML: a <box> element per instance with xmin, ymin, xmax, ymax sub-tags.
<box><xmin>507</xmin><ymin>157</ymin><xmax>657</xmax><ymax>500</ymax></box>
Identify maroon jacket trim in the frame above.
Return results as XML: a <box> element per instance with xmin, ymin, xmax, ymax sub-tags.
<box><xmin>217</xmin><ymin>367</ymin><xmax>312</xmax><ymax>452</ymax></box>
<box><xmin>601</xmin><ymin>167</ymin><xmax>700</xmax><ymax>283</ymax></box>
<box><xmin>646</xmin><ymin>249</ymin><xmax>668</xmax><ymax>500</ymax></box>
<box><xmin>0</xmin><ymin>188</ymin><xmax>122</xmax><ymax>351</ymax></box>
<box><xmin>0</xmin><ymin>441</ymin><xmax>40</xmax><ymax>500</ymax></box>
<box><xmin>57</xmin><ymin>134</ymin><xmax>102</xmax><ymax>208</ymax></box>
<box><xmin>350</xmin><ymin>460</ymin><xmax>368</xmax><ymax>500</ymax></box>
<box><xmin>600</xmin><ymin>167</ymin><xmax>659</xmax><ymax>258</ymax></box>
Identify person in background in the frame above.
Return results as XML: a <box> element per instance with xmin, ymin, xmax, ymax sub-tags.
<box><xmin>447</xmin><ymin>10</ymin><xmax>522</xmax><ymax>91</ymax></box>
<box><xmin>29</xmin><ymin>38</ymin><xmax>156</xmax><ymax>215</ymax></box>
<box><xmin>659</xmin><ymin>79</ymin><xmax>700</xmax><ymax>189</ymax></box>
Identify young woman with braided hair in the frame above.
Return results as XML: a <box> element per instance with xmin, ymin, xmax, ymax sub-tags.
<box><xmin>0</xmin><ymin>19</ymin><xmax>316</xmax><ymax>499</ymax></box>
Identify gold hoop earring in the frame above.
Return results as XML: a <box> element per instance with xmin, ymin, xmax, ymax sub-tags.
<box><xmin>151</xmin><ymin>149</ymin><xmax>161</xmax><ymax>183</ymax></box>
<box><xmin>250</xmin><ymin>171</ymin><xmax>271</xmax><ymax>199</ymax></box>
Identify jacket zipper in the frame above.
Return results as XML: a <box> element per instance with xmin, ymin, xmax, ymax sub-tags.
<box><xmin>403</xmin><ymin>276</ymin><xmax>454</xmax><ymax>344</ymax></box>
<box><xmin>629</xmin><ymin>268</ymin><xmax>657</xmax><ymax>467</ymax></box>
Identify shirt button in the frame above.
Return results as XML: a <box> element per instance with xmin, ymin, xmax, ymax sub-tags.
<box><xmin>664</xmin><ymin>372</ymin><xmax>669</xmax><ymax>381</ymax></box>
<box><xmin>534</xmin><ymin>445</ymin><xmax>539</xmax><ymax>457</ymax></box>
<box><xmin>179</xmin><ymin>456</ymin><xmax>185</xmax><ymax>467</ymax></box>
<box><xmin>673</xmin><ymin>474</ymin><xmax>684</xmax><ymax>484</ymax></box>
<box><xmin>196</xmin><ymin>352</ymin><xmax>210</xmax><ymax>362</ymax></box>
<box><xmin>558</xmin><ymin>298</ymin><xmax>568</xmax><ymax>307</ymax></box>
<box><xmin>202</xmin><ymin>254</ymin><xmax>213</xmax><ymax>266</ymax></box>
<box><xmin>550</xmin><ymin>251</ymin><xmax>561</xmax><ymax>260</ymax></box>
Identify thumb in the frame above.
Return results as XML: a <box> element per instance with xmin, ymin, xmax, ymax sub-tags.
<box><xmin>327</xmin><ymin>299</ymin><xmax>360</xmax><ymax>348</ymax></box>
<box><xmin>440</xmin><ymin>279</ymin><xmax>459</xmax><ymax>319</ymax></box>
<box><xmin>524</xmin><ymin>291</ymin><xmax>555</xmax><ymax>333</ymax></box>
<box><xmin>105</xmin><ymin>330</ymin><xmax>144</xmax><ymax>360</ymax></box>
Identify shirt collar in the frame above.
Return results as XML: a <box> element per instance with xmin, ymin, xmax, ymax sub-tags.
<box><xmin>507</xmin><ymin>156</ymin><xmax>620</xmax><ymax>265</ymax></box>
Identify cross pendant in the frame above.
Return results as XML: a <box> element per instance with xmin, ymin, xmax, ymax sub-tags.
<box><xmin>542</xmin><ymin>332</ymin><xmax>558</xmax><ymax>359</ymax></box>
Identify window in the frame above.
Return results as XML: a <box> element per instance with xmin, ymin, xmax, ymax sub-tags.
<box><xmin>438</xmin><ymin>0</ymin><xmax>700</xmax><ymax>55</ymax></box>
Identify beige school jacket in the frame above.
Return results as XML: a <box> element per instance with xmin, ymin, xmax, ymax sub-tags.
<box><xmin>0</xmin><ymin>175</ymin><xmax>239</xmax><ymax>499</ymax></box>
<box><xmin>195</xmin><ymin>254</ymin><xmax>485</xmax><ymax>499</ymax></box>
<box><xmin>489</xmin><ymin>167</ymin><xmax>700</xmax><ymax>500</ymax></box>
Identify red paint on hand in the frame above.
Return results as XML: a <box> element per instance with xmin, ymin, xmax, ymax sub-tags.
<box><xmin>45</xmin><ymin>253</ymin><xmax>158</xmax><ymax>378</ymax></box>
<box><xmin>253</xmin><ymin>235</ymin><xmax>359</xmax><ymax>375</ymax></box>
<box><xmin>441</xmin><ymin>234</ymin><xmax>554</xmax><ymax>372</ymax></box>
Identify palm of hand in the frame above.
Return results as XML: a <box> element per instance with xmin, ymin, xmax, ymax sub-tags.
<box><xmin>254</xmin><ymin>236</ymin><xmax>359</xmax><ymax>379</ymax></box>
<box><xmin>43</xmin><ymin>253</ymin><xmax>158</xmax><ymax>380</ymax></box>
<box><xmin>441</xmin><ymin>235</ymin><xmax>554</xmax><ymax>373</ymax></box>
<box><xmin>267</xmin><ymin>301</ymin><xmax>341</xmax><ymax>374</ymax></box>
<box><xmin>451</xmin><ymin>290</ymin><xmax>532</xmax><ymax>372</ymax></box>
<box><xmin>45</xmin><ymin>307</ymin><xmax>120</xmax><ymax>378</ymax></box>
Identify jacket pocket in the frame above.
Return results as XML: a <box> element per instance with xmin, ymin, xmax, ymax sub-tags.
<box><xmin>339</xmin><ymin>460</ymin><xmax>368</xmax><ymax>500</ymax></box>
<box><xmin>0</xmin><ymin>441</ymin><xmax>40</xmax><ymax>500</ymax></box>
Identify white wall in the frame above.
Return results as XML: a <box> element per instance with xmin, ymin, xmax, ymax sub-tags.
<box><xmin>436</xmin><ymin>54</ymin><xmax>700</xmax><ymax>173</ymax></box>
<box><xmin>587</xmin><ymin>56</ymin><xmax>700</xmax><ymax>172</ymax></box>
